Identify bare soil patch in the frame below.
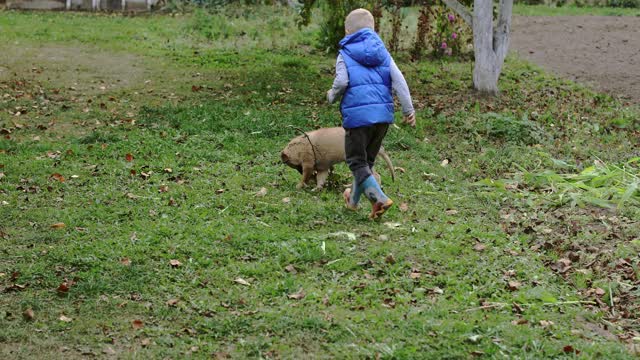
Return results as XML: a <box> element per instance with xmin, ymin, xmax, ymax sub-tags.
<box><xmin>511</xmin><ymin>16</ymin><xmax>640</xmax><ymax>105</ymax></box>
<box><xmin>0</xmin><ymin>44</ymin><xmax>145</xmax><ymax>95</ymax></box>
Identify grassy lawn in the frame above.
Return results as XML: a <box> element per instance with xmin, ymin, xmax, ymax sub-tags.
<box><xmin>1</xmin><ymin>6</ymin><xmax>639</xmax><ymax>359</ymax></box>
<box><xmin>514</xmin><ymin>4</ymin><xmax>640</xmax><ymax>16</ymax></box>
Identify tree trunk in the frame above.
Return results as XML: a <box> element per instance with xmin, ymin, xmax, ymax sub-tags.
<box><xmin>443</xmin><ymin>0</ymin><xmax>513</xmax><ymax>96</ymax></box>
<box><xmin>472</xmin><ymin>0</ymin><xmax>499</xmax><ymax>95</ymax></box>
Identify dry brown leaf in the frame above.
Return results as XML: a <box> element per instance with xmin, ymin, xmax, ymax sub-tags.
<box><xmin>49</xmin><ymin>173</ymin><xmax>65</xmax><ymax>182</ymax></box>
<box><xmin>57</xmin><ymin>282</ymin><xmax>71</xmax><ymax>294</ymax></box>
<box><xmin>125</xmin><ymin>153</ymin><xmax>134</xmax><ymax>162</ymax></box>
<box><xmin>120</xmin><ymin>258</ymin><xmax>131</xmax><ymax>266</ymax></box>
<box><xmin>23</xmin><ymin>308</ymin><xmax>35</xmax><ymax>321</ymax></box>
<box><xmin>169</xmin><ymin>259</ymin><xmax>181</xmax><ymax>268</ymax></box>
<box><xmin>59</xmin><ymin>315</ymin><xmax>73</xmax><ymax>322</ymax></box>
<box><xmin>141</xmin><ymin>338</ymin><xmax>151</xmax><ymax>347</ymax></box>
<box><xmin>288</xmin><ymin>289</ymin><xmax>305</xmax><ymax>300</ymax></box>
<box><xmin>539</xmin><ymin>320</ymin><xmax>554</xmax><ymax>327</ymax></box>
<box><xmin>440</xmin><ymin>159</ymin><xmax>449</xmax><ymax>167</ymax></box>
<box><xmin>256</xmin><ymin>187</ymin><xmax>268</xmax><ymax>197</ymax></box>
<box><xmin>385</xmin><ymin>254</ymin><xmax>396</xmax><ymax>264</ymax></box>
<box><xmin>507</xmin><ymin>281</ymin><xmax>521</xmax><ymax>291</ymax></box>
<box><xmin>282</xmin><ymin>197</ymin><xmax>291</xmax><ymax>204</ymax></box>
<box><xmin>163</xmin><ymin>168</ymin><xmax>173</xmax><ymax>173</ymax></box>
<box><xmin>399</xmin><ymin>203</ymin><xmax>409</xmax><ymax>212</ymax></box>
<box><xmin>473</xmin><ymin>243</ymin><xmax>486</xmax><ymax>252</ymax></box>
<box><xmin>409</xmin><ymin>271</ymin><xmax>421</xmax><ymax>279</ymax></box>
<box><xmin>445</xmin><ymin>209</ymin><xmax>458</xmax><ymax>216</ymax></box>
<box><xmin>234</xmin><ymin>277</ymin><xmax>250</xmax><ymax>286</ymax></box>
<box><xmin>132</xmin><ymin>319</ymin><xmax>144</xmax><ymax>329</ymax></box>
<box><xmin>51</xmin><ymin>222</ymin><xmax>66</xmax><ymax>229</ymax></box>
<box><xmin>166</xmin><ymin>299</ymin><xmax>179</xmax><ymax>307</ymax></box>
<box><xmin>158</xmin><ymin>185</ymin><xmax>169</xmax><ymax>193</ymax></box>
<box><xmin>284</xmin><ymin>264</ymin><xmax>297</xmax><ymax>274</ymax></box>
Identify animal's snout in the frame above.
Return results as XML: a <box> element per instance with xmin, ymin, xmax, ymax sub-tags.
<box><xmin>281</xmin><ymin>151</ymin><xmax>289</xmax><ymax>164</ymax></box>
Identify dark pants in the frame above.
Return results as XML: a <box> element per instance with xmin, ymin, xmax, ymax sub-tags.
<box><xmin>345</xmin><ymin>123</ymin><xmax>389</xmax><ymax>186</ymax></box>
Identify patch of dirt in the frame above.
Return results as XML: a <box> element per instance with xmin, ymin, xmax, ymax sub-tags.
<box><xmin>511</xmin><ymin>16</ymin><xmax>640</xmax><ymax>105</ymax></box>
<box><xmin>0</xmin><ymin>44</ymin><xmax>145</xmax><ymax>94</ymax></box>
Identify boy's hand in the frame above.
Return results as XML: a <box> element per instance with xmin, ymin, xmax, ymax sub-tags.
<box><xmin>326</xmin><ymin>89</ymin><xmax>334</xmax><ymax>104</ymax></box>
<box><xmin>402</xmin><ymin>112</ymin><xmax>416</xmax><ymax>127</ymax></box>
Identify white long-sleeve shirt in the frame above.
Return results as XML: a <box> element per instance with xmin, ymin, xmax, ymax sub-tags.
<box><xmin>327</xmin><ymin>54</ymin><xmax>415</xmax><ymax>116</ymax></box>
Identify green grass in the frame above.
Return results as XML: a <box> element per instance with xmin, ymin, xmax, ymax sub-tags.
<box><xmin>1</xmin><ymin>6</ymin><xmax>639</xmax><ymax>359</ymax></box>
<box><xmin>514</xmin><ymin>4</ymin><xmax>640</xmax><ymax>16</ymax></box>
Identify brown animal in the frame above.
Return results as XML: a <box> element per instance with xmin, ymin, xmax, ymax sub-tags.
<box><xmin>281</xmin><ymin>127</ymin><xmax>395</xmax><ymax>190</ymax></box>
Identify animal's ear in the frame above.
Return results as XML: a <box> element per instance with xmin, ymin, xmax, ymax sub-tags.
<box><xmin>281</xmin><ymin>151</ymin><xmax>289</xmax><ymax>163</ymax></box>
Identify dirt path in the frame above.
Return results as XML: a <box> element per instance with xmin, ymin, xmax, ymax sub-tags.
<box><xmin>511</xmin><ymin>16</ymin><xmax>640</xmax><ymax>105</ymax></box>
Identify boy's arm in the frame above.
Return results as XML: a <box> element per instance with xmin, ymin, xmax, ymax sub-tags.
<box><xmin>390</xmin><ymin>58</ymin><xmax>415</xmax><ymax>115</ymax></box>
<box><xmin>327</xmin><ymin>54</ymin><xmax>349</xmax><ymax>104</ymax></box>
<box><xmin>390</xmin><ymin>58</ymin><xmax>416</xmax><ymax>126</ymax></box>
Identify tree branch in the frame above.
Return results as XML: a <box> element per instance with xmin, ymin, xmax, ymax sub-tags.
<box><xmin>442</xmin><ymin>0</ymin><xmax>473</xmax><ymax>27</ymax></box>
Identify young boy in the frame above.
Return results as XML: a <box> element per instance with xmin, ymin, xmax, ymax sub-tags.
<box><xmin>327</xmin><ymin>8</ymin><xmax>416</xmax><ymax>219</ymax></box>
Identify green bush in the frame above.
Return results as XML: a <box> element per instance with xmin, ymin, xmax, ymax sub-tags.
<box><xmin>607</xmin><ymin>0</ymin><xmax>639</xmax><ymax>7</ymax></box>
<box><xmin>478</xmin><ymin>112</ymin><xmax>548</xmax><ymax>145</ymax></box>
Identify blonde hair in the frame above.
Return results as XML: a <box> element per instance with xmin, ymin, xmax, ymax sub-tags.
<box><xmin>345</xmin><ymin>8</ymin><xmax>375</xmax><ymax>35</ymax></box>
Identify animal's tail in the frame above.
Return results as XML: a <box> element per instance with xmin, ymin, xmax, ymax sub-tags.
<box><xmin>378</xmin><ymin>147</ymin><xmax>395</xmax><ymax>182</ymax></box>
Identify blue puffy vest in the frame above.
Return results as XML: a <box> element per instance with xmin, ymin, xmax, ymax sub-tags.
<box><xmin>339</xmin><ymin>29</ymin><xmax>394</xmax><ymax>129</ymax></box>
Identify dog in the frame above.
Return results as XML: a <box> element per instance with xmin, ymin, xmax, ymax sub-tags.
<box><xmin>281</xmin><ymin>127</ymin><xmax>395</xmax><ymax>190</ymax></box>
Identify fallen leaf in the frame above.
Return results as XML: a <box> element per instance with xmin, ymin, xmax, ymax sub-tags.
<box><xmin>394</xmin><ymin>167</ymin><xmax>406</xmax><ymax>173</ymax></box>
<box><xmin>440</xmin><ymin>159</ymin><xmax>449</xmax><ymax>167</ymax></box>
<box><xmin>511</xmin><ymin>318</ymin><xmax>528</xmax><ymax>325</ymax></box>
<box><xmin>256</xmin><ymin>187</ymin><xmax>267</xmax><ymax>197</ymax></box>
<box><xmin>430</xmin><ymin>287</ymin><xmax>444</xmax><ymax>295</ymax></box>
<box><xmin>120</xmin><ymin>258</ymin><xmax>131</xmax><ymax>266</ymax></box>
<box><xmin>163</xmin><ymin>168</ymin><xmax>173</xmax><ymax>173</ymax></box>
<box><xmin>594</xmin><ymin>288</ymin><xmax>606</xmax><ymax>296</ymax></box>
<box><xmin>102</xmin><ymin>347</ymin><xmax>116</xmax><ymax>355</ymax></box>
<box><xmin>409</xmin><ymin>271</ymin><xmax>421</xmax><ymax>279</ymax></box>
<box><xmin>59</xmin><ymin>315</ymin><xmax>73</xmax><ymax>323</ymax></box>
<box><xmin>507</xmin><ymin>281</ymin><xmax>521</xmax><ymax>291</ymax></box>
<box><xmin>141</xmin><ymin>338</ymin><xmax>151</xmax><ymax>347</ymax></box>
<box><xmin>399</xmin><ymin>203</ymin><xmax>409</xmax><ymax>212</ymax></box>
<box><xmin>57</xmin><ymin>282</ymin><xmax>71</xmax><ymax>294</ymax></box>
<box><xmin>288</xmin><ymin>289</ymin><xmax>305</xmax><ymax>300</ymax></box>
<box><xmin>563</xmin><ymin>345</ymin><xmax>580</xmax><ymax>354</ymax></box>
<box><xmin>384</xmin><ymin>222</ymin><xmax>401</xmax><ymax>229</ymax></box>
<box><xmin>125</xmin><ymin>153</ymin><xmax>134</xmax><ymax>162</ymax></box>
<box><xmin>445</xmin><ymin>209</ymin><xmax>458</xmax><ymax>216</ymax></box>
<box><xmin>282</xmin><ymin>197</ymin><xmax>291</xmax><ymax>204</ymax></box>
<box><xmin>166</xmin><ymin>299</ymin><xmax>179</xmax><ymax>307</ymax></box>
<box><xmin>23</xmin><ymin>308</ymin><xmax>35</xmax><ymax>321</ymax></box>
<box><xmin>158</xmin><ymin>185</ymin><xmax>169</xmax><ymax>193</ymax></box>
<box><xmin>284</xmin><ymin>264</ymin><xmax>297</xmax><ymax>274</ymax></box>
<box><xmin>385</xmin><ymin>254</ymin><xmax>396</xmax><ymax>264</ymax></box>
<box><xmin>551</xmin><ymin>258</ymin><xmax>572</xmax><ymax>273</ymax></box>
<box><xmin>234</xmin><ymin>277</ymin><xmax>250</xmax><ymax>286</ymax></box>
<box><xmin>473</xmin><ymin>243</ymin><xmax>486</xmax><ymax>252</ymax></box>
<box><xmin>132</xmin><ymin>319</ymin><xmax>144</xmax><ymax>329</ymax></box>
<box><xmin>539</xmin><ymin>320</ymin><xmax>554</xmax><ymax>328</ymax></box>
<box><xmin>467</xmin><ymin>335</ymin><xmax>482</xmax><ymax>343</ymax></box>
<box><xmin>51</xmin><ymin>222</ymin><xmax>66</xmax><ymax>229</ymax></box>
<box><xmin>169</xmin><ymin>259</ymin><xmax>181</xmax><ymax>268</ymax></box>
<box><xmin>215</xmin><ymin>189</ymin><xmax>225</xmax><ymax>194</ymax></box>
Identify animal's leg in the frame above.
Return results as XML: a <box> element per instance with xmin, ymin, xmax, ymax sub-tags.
<box><xmin>297</xmin><ymin>165</ymin><xmax>314</xmax><ymax>189</ymax></box>
<box><xmin>315</xmin><ymin>170</ymin><xmax>330</xmax><ymax>190</ymax></box>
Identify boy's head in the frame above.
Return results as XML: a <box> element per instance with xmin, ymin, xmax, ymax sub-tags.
<box><xmin>345</xmin><ymin>9</ymin><xmax>375</xmax><ymax>35</ymax></box>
